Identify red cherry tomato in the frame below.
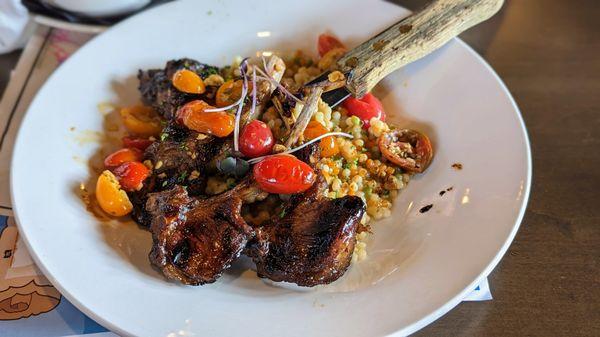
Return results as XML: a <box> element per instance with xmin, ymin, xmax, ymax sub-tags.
<box><xmin>253</xmin><ymin>154</ymin><xmax>316</xmax><ymax>194</ymax></box>
<box><xmin>122</xmin><ymin>136</ymin><xmax>154</xmax><ymax>151</ymax></box>
<box><xmin>318</xmin><ymin>33</ymin><xmax>345</xmax><ymax>57</ymax></box>
<box><xmin>113</xmin><ymin>161</ymin><xmax>150</xmax><ymax>191</ymax></box>
<box><xmin>378</xmin><ymin>129</ymin><xmax>433</xmax><ymax>173</ymax></box>
<box><xmin>341</xmin><ymin>93</ymin><xmax>386</xmax><ymax>129</ymax></box>
<box><xmin>104</xmin><ymin>148</ymin><xmax>143</xmax><ymax>169</ymax></box>
<box><xmin>239</xmin><ymin>120</ymin><xmax>274</xmax><ymax>158</ymax></box>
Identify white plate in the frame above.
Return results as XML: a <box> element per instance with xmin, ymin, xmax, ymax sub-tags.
<box><xmin>11</xmin><ymin>0</ymin><xmax>531</xmax><ymax>336</ymax></box>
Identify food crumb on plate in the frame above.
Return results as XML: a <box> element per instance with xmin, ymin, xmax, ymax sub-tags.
<box><xmin>419</xmin><ymin>204</ymin><xmax>433</xmax><ymax>213</ymax></box>
<box><xmin>451</xmin><ymin>163</ymin><xmax>463</xmax><ymax>170</ymax></box>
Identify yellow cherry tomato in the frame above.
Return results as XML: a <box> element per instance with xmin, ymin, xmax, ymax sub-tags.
<box><xmin>119</xmin><ymin>105</ymin><xmax>162</xmax><ymax>137</ymax></box>
<box><xmin>177</xmin><ymin>100</ymin><xmax>234</xmax><ymax>137</ymax></box>
<box><xmin>172</xmin><ymin>69</ymin><xmax>206</xmax><ymax>94</ymax></box>
<box><xmin>304</xmin><ymin>120</ymin><xmax>339</xmax><ymax>158</ymax></box>
<box><xmin>96</xmin><ymin>170</ymin><xmax>133</xmax><ymax>217</ymax></box>
<box><xmin>215</xmin><ymin>80</ymin><xmax>244</xmax><ymax>107</ymax></box>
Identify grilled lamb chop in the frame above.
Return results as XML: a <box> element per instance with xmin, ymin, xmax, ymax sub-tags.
<box><xmin>138</xmin><ymin>58</ymin><xmax>220</xmax><ymax>119</ymax></box>
<box><xmin>246</xmin><ymin>143</ymin><xmax>365</xmax><ymax>286</ymax></box>
<box><xmin>129</xmin><ymin>123</ymin><xmax>224</xmax><ymax>227</ymax></box>
<box><xmin>146</xmin><ymin>180</ymin><xmax>266</xmax><ymax>285</ymax></box>
<box><xmin>249</xmin><ymin>175</ymin><xmax>365</xmax><ymax>286</ymax></box>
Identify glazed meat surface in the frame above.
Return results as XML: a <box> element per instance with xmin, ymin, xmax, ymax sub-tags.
<box><xmin>250</xmin><ymin>176</ymin><xmax>366</xmax><ymax>286</ymax></box>
<box><xmin>129</xmin><ymin>123</ymin><xmax>223</xmax><ymax>227</ymax></box>
<box><xmin>146</xmin><ymin>181</ymin><xmax>265</xmax><ymax>285</ymax></box>
<box><xmin>138</xmin><ymin>58</ymin><xmax>220</xmax><ymax>120</ymax></box>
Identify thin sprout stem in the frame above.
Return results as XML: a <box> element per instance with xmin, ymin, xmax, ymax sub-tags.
<box><xmin>255</xmin><ymin>67</ymin><xmax>302</xmax><ymax>103</ymax></box>
<box><xmin>250</xmin><ymin>68</ymin><xmax>257</xmax><ymax>121</ymax></box>
<box><xmin>247</xmin><ymin>132</ymin><xmax>353</xmax><ymax>164</ymax></box>
<box><xmin>233</xmin><ymin>59</ymin><xmax>249</xmax><ymax>152</ymax></box>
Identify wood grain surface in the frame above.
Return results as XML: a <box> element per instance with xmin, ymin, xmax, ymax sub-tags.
<box><xmin>339</xmin><ymin>0</ymin><xmax>504</xmax><ymax>97</ymax></box>
<box><xmin>394</xmin><ymin>0</ymin><xmax>600</xmax><ymax>336</ymax></box>
<box><xmin>0</xmin><ymin>0</ymin><xmax>598</xmax><ymax>336</ymax></box>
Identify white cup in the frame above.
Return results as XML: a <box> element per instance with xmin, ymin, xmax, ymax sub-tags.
<box><xmin>45</xmin><ymin>0</ymin><xmax>152</xmax><ymax>18</ymax></box>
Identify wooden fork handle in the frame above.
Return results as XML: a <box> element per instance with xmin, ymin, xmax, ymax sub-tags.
<box><xmin>337</xmin><ymin>0</ymin><xmax>504</xmax><ymax>97</ymax></box>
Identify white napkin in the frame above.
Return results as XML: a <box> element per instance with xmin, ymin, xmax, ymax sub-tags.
<box><xmin>0</xmin><ymin>0</ymin><xmax>33</xmax><ymax>54</ymax></box>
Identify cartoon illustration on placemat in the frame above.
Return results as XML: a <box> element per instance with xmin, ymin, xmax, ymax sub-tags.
<box><xmin>0</xmin><ymin>217</ymin><xmax>61</xmax><ymax>320</ymax></box>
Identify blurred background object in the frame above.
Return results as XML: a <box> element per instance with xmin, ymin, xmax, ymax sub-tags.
<box><xmin>0</xmin><ymin>0</ymin><xmax>33</xmax><ymax>54</ymax></box>
<box><xmin>44</xmin><ymin>0</ymin><xmax>151</xmax><ymax>17</ymax></box>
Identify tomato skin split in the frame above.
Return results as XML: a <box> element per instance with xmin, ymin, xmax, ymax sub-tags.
<box><xmin>113</xmin><ymin>161</ymin><xmax>150</xmax><ymax>192</ymax></box>
<box><xmin>304</xmin><ymin>121</ymin><xmax>339</xmax><ymax>158</ymax></box>
<box><xmin>96</xmin><ymin>170</ymin><xmax>133</xmax><ymax>217</ymax></box>
<box><xmin>176</xmin><ymin>100</ymin><xmax>234</xmax><ymax>137</ymax></box>
<box><xmin>119</xmin><ymin>105</ymin><xmax>162</xmax><ymax>137</ymax></box>
<box><xmin>253</xmin><ymin>155</ymin><xmax>316</xmax><ymax>194</ymax></box>
<box><xmin>378</xmin><ymin>129</ymin><xmax>433</xmax><ymax>173</ymax></box>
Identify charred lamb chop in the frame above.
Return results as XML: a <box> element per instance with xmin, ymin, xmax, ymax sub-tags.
<box><xmin>248</xmin><ymin>153</ymin><xmax>366</xmax><ymax>286</ymax></box>
<box><xmin>138</xmin><ymin>58</ymin><xmax>220</xmax><ymax>120</ymax></box>
<box><xmin>129</xmin><ymin>123</ymin><xmax>224</xmax><ymax>227</ymax></box>
<box><xmin>146</xmin><ymin>179</ymin><xmax>266</xmax><ymax>285</ymax></box>
<box><xmin>138</xmin><ymin>57</ymin><xmax>365</xmax><ymax>287</ymax></box>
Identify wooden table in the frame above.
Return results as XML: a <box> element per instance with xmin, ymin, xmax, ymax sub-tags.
<box><xmin>398</xmin><ymin>0</ymin><xmax>600</xmax><ymax>335</ymax></box>
<box><xmin>1</xmin><ymin>1</ymin><xmax>598</xmax><ymax>335</ymax></box>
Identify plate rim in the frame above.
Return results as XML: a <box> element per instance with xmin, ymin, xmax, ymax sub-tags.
<box><xmin>11</xmin><ymin>5</ymin><xmax>532</xmax><ymax>337</ymax></box>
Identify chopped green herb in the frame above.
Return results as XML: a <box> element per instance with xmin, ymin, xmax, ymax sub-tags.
<box><xmin>178</xmin><ymin>171</ymin><xmax>188</xmax><ymax>182</ymax></box>
<box><xmin>206</xmin><ymin>10</ymin><xmax>213</xmax><ymax>15</ymax></box>
<box><xmin>160</xmin><ymin>132</ymin><xmax>168</xmax><ymax>141</ymax></box>
<box><xmin>279</xmin><ymin>209</ymin><xmax>286</xmax><ymax>218</ymax></box>
<box><xmin>162</xmin><ymin>181</ymin><xmax>168</xmax><ymax>187</ymax></box>
<box><xmin>198</xmin><ymin>66</ymin><xmax>220</xmax><ymax>78</ymax></box>
<box><xmin>179</xmin><ymin>143</ymin><xmax>189</xmax><ymax>151</ymax></box>
<box><xmin>343</xmin><ymin>159</ymin><xmax>358</xmax><ymax>169</ymax></box>
<box><xmin>364</xmin><ymin>186</ymin><xmax>372</xmax><ymax>198</ymax></box>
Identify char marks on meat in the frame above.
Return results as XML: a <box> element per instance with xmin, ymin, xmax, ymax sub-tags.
<box><xmin>251</xmin><ymin>176</ymin><xmax>365</xmax><ymax>286</ymax></box>
<box><xmin>130</xmin><ymin>123</ymin><xmax>223</xmax><ymax>227</ymax></box>
<box><xmin>146</xmin><ymin>183</ymin><xmax>256</xmax><ymax>285</ymax></box>
<box><xmin>135</xmin><ymin>59</ymin><xmax>367</xmax><ymax>287</ymax></box>
<box><xmin>138</xmin><ymin>58</ymin><xmax>220</xmax><ymax>120</ymax></box>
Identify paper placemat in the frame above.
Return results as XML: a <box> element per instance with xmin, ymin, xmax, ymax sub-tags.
<box><xmin>0</xmin><ymin>24</ymin><xmax>491</xmax><ymax>337</ymax></box>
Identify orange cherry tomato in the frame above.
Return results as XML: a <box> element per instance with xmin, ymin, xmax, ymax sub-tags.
<box><xmin>176</xmin><ymin>100</ymin><xmax>234</xmax><ymax>137</ymax></box>
<box><xmin>378</xmin><ymin>129</ymin><xmax>433</xmax><ymax>173</ymax></box>
<box><xmin>303</xmin><ymin>121</ymin><xmax>339</xmax><ymax>158</ymax></box>
<box><xmin>120</xmin><ymin>105</ymin><xmax>162</xmax><ymax>137</ymax></box>
<box><xmin>239</xmin><ymin>120</ymin><xmax>274</xmax><ymax>158</ymax></box>
<box><xmin>303</xmin><ymin>120</ymin><xmax>328</xmax><ymax>139</ymax></box>
<box><xmin>96</xmin><ymin>170</ymin><xmax>133</xmax><ymax>217</ymax></box>
<box><xmin>342</xmin><ymin>93</ymin><xmax>386</xmax><ymax>129</ymax></box>
<box><xmin>122</xmin><ymin>136</ymin><xmax>154</xmax><ymax>151</ymax></box>
<box><xmin>172</xmin><ymin>69</ymin><xmax>206</xmax><ymax>94</ymax></box>
<box><xmin>215</xmin><ymin>80</ymin><xmax>245</xmax><ymax>107</ymax></box>
<box><xmin>104</xmin><ymin>148</ymin><xmax>143</xmax><ymax>169</ymax></box>
<box><xmin>113</xmin><ymin>161</ymin><xmax>150</xmax><ymax>191</ymax></box>
<box><xmin>319</xmin><ymin>137</ymin><xmax>339</xmax><ymax>158</ymax></box>
<box><xmin>253</xmin><ymin>154</ymin><xmax>316</xmax><ymax>194</ymax></box>
<box><xmin>318</xmin><ymin>33</ymin><xmax>346</xmax><ymax>57</ymax></box>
